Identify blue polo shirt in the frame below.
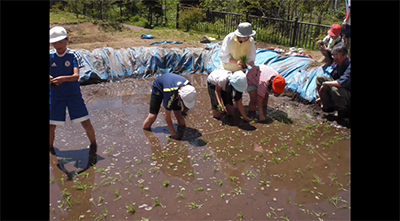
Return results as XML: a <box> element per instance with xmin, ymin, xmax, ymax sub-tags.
<box><xmin>331</xmin><ymin>58</ymin><xmax>351</xmax><ymax>90</ymax></box>
<box><xmin>50</xmin><ymin>48</ymin><xmax>84</xmax><ymax>99</ymax></box>
<box><xmin>152</xmin><ymin>73</ymin><xmax>191</xmax><ymax>110</ymax></box>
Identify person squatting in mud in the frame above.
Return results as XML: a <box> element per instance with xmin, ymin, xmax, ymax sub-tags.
<box><xmin>246</xmin><ymin>65</ymin><xmax>286</xmax><ymax>122</ymax></box>
<box><xmin>49</xmin><ymin>26</ymin><xmax>97</xmax><ymax>155</ymax></box>
<box><xmin>207</xmin><ymin>69</ymin><xmax>250</xmax><ymax>121</ymax></box>
<box><xmin>316</xmin><ymin>45</ymin><xmax>351</xmax><ymax>121</ymax></box>
<box><xmin>143</xmin><ymin>73</ymin><xmax>197</xmax><ymax>140</ymax></box>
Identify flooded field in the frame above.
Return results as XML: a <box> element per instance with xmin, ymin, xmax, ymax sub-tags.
<box><xmin>49</xmin><ymin>74</ymin><xmax>350</xmax><ymax>221</ymax></box>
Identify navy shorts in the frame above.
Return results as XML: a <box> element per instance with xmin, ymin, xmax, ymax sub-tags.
<box><xmin>50</xmin><ymin>96</ymin><xmax>89</xmax><ymax>125</ymax></box>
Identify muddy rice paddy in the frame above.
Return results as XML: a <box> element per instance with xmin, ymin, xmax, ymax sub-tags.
<box><xmin>50</xmin><ymin>74</ymin><xmax>350</xmax><ymax>221</ymax></box>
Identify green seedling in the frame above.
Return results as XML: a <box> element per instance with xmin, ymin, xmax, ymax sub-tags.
<box><xmin>296</xmin><ymin>136</ymin><xmax>305</xmax><ymax>145</ymax></box>
<box><xmin>162</xmin><ymin>180</ymin><xmax>170</xmax><ymax>188</ymax></box>
<box><xmin>220</xmin><ymin>192</ymin><xmax>225</xmax><ymax>198</ymax></box>
<box><xmin>176</xmin><ymin>188</ymin><xmax>185</xmax><ymax>198</ymax></box>
<box><xmin>204</xmin><ymin>153</ymin><xmax>213</xmax><ymax>160</ymax></box>
<box><xmin>107</xmin><ymin>147</ymin><xmax>114</xmax><ymax>155</ymax></box>
<box><xmin>126</xmin><ymin>203</ymin><xmax>136</xmax><ymax>214</ymax></box>
<box><xmin>237</xmin><ymin>211</ymin><xmax>244</xmax><ymax>221</ymax></box>
<box><xmin>153</xmin><ymin>198</ymin><xmax>164</xmax><ymax>208</ymax></box>
<box><xmin>195</xmin><ymin>185</ymin><xmax>204</xmax><ymax>191</ymax></box>
<box><xmin>114</xmin><ymin>189</ymin><xmax>122</xmax><ymax>201</ymax></box>
<box><xmin>212</xmin><ymin>165</ymin><xmax>219</xmax><ymax>173</ymax></box>
<box><xmin>231</xmin><ymin>187</ymin><xmax>244</xmax><ymax>196</ymax></box>
<box><xmin>259</xmin><ymin>136</ymin><xmax>271</xmax><ymax>144</ymax></box>
<box><xmin>188</xmin><ymin>201</ymin><xmax>203</xmax><ymax>209</ymax></box>
<box><xmin>306</xmin><ymin>164</ymin><xmax>313</xmax><ymax>171</ymax></box>
<box><xmin>239</xmin><ymin>55</ymin><xmax>248</xmax><ymax>70</ymax></box>
<box><xmin>215</xmin><ymin>179</ymin><xmax>223</xmax><ymax>186</ymax></box>
<box><xmin>136</xmin><ymin>168</ymin><xmax>144</xmax><ymax>176</ymax></box>
<box><xmin>229</xmin><ymin>176</ymin><xmax>238</xmax><ymax>183</ymax></box>
<box><xmin>312</xmin><ymin>174</ymin><xmax>321</xmax><ymax>185</ymax></box>
<box><xmin>217</xmin><ymin>104</ymin><xmax>223</xmax><ymax>112</ymax></box>
<box><xmin>50</xmin><ymin>177</ymin><xmax>55</xmax><ymax>184</ymax></box>
<box><xmin>98</xmin><ymin>196</ymin><xmax>104</xmax><ymax>204</ymax></box>
<box><xmin>73</xmin><ymin>182</ymin><xmax>88</xmax><ymax>193</ymax></box>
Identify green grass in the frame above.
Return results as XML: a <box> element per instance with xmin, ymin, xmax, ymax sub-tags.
<box><xmin>50</xmin><ymin>11</ymin><xmax>90</xmax><ymax>24</ymax></box>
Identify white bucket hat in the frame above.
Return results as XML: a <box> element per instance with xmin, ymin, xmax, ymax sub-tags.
<box><xmin>50</xmin><ymin>26</ymin><xmax>68</xmax><ymax>43</ymax></box>
<box><xmin>179</xmin><ymin>85</ymin><xmax>197</xmax><ymax>109</ymax></box>
<box><xmin>228</xmin><ymin>71</ymin><xmax>248</xmax><ymax>92</ymax></box>
<box><xmin>234</xmin><ymin>22</ymin><xmax>256</xmax><ymax>38</ymax></box>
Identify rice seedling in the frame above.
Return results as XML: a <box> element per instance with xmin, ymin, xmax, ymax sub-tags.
<box><xmin>73</xmin><ymin>182</ymin><xmax>88</xmax><ymax>193</ymax></box>
<box><xmin>188</xmin><ymin>201</ymin><xmax>203</xmax><ymax>209</ymax></box>
<box><xmin>229</xmin><ymin>176</ymin><xmax>238</xmax><ymax>183</ymax></box>
<box><xmin>176</xmin><ymin>188</ymin><xmax>185</xmax><ymax>198</ymax></box>
<box><xmin>212</xmin><ymin>165</ymin><xmax>219</xmax><ymax>173</ymax></box>
<box><xmin>114</xmin><ymin>189</ymin><xmax>122</xmax><ymax>201</ymax></box>
<box><xmin>195</xmin><ymin>185</ymin><xmax>205</xmax><ymax>191</ymax></box>
<box><xmin>126</xmin><ymin>203</ymin><xmax>136</xmax><ymax>214</ymax></box>
<box><xmin>295</xmin><ymin>168</ymin><xmax>303</xmax><ymax>175</ymax></box>
<box><xmin>215</xmin><ymin>179</ymin><xmax>223</xmax><ymax>186</ymax></box>
<box><xmin>312</xmin><ymin>174</ymin><xmax>321</xmax><ymax>185</ymax></box>
<box><xmin>98</xmin><ymin>196</ymin><xmax>104</xmax><ymax>204</ymax></box>
<box><xmin>237</xmin><ymin>211</ymin><xmax>244</xmax><ymax>221</ymax></box>
<box><xmin>329</xmin><ymin>173</ymin><xmax>337</xmax><ymax>182</ymax></box>
<box><xmin>136</xmin><ymin>168</ymin><xmax>144</xmax><ymax>176</ymax></box>
<box><xmin>296</xmin><ymin>136</ymin><xmax>305</xmax><ymax>145</ymax></box>
<box><xmin>162</xmin><ymin>180</ymin><xmax>170</xmax><ymax>188</ymax></box>
<box><xmin>50</xmin><ymin>177</ymin><xmax>55</xmax><ymax>184</ymax></box>
<box><xmin>231</xmin><ymin>187</ymin><xmax>244</xmax><ymax>196</ymax></box>
<box><xmin>107</xmin><ymin>147</ymin><xmax>114</xmax><ymax>155</ymax></box>
<box><xmin>203</xmin><ymin>153</ymin><xmax>213</xmax><ymax>160</ymax></box>
<box><xmin>153</xmin><ymin>198</ymin><xmax>164</xmax><ymax>208</ymax></box>
<box><xmin>259</xmin><ymin>136</ymin><xmax>272</xmax><ymax>144</ymax></box>
<box><xmin>306</xmin><ymin>164</ymin><xmax>313</xmax><ymax>171</ymax></box>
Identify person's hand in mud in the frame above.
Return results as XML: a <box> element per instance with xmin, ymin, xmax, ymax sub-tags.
<box><xmin>170</xmin><ymin>134</ymin><xmax>181</xmax><ymax>140</ymax></box>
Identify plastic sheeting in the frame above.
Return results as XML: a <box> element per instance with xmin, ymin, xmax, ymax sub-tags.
<box><xmin>77</xmin><ymin>44</ymin><xmax>331</xmax><ymax>103</ymax></box>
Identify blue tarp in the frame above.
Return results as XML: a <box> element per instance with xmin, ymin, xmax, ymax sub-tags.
<box><xmin>77</xmin><ymin>44</ymin><xmax>332</xmax><ymax>103</ymax></box>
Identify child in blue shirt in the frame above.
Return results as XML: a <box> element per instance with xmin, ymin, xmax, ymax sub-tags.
<box><xmin>49</xmin><ymin>26</ymin><xmax>97</xmax><ymax>155</ymax></box>
<box><xmin>142</xmin><ymin>73</ymin><xmax>197</xmax><ymax>140</ymax></box>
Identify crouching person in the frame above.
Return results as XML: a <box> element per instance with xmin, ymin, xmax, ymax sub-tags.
<box><xmin>316</xmin><ymin>45</ymin><xmax>351</xmax><ymax>121</ymax></box>
<box><xmin>207</xmin><ymin>70</ymin><xmax>249</xmax><ymax>122</ymax></box>
<box><xmin>246</xmin><ymin>65</ymin><xmax>286</xmax><ymax>122</ymax></box>
<box><xmin>143</xmin><ymin>73</ymin><xmax>197</xmax><ymax>140</ymax></box>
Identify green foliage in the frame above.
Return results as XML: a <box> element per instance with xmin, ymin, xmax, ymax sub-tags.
<box><xmin>178</xmin><ymin>8</ymin><xmax>205</xmax><ymax>32</ymax></box>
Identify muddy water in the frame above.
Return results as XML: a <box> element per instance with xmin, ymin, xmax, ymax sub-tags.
<box><xmin>50</xmin><ymin>74</ymin><xmax>350</xmax><ymax>220</ymax></box>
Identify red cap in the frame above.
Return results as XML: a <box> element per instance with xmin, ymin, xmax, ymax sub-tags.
<box><xmin>328</xmin><ymin>24</ymin><xmax>342</xmax><ymax>37</ymax></box>
<box><xmin>272</xmin><ymin>75</ymin><xmax>286</xmax><ymax>94</ymax></box>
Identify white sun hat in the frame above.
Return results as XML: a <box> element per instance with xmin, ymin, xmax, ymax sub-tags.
<box><xmin>179</xmin><ymin>85</ymin><xmax>197</xmax><ymax>109</ymax></box>
<box><xmin>50</xmin><ymin>26</ymin><xmax>68</xmax><ymax>43</ymax></box>
<box><xmin>228</xmin><ymin>70</ymin><xmax>248</xmax><ymax>92</ymax></box>
<box><xmin>234</xmin><ymin>22</ymin><xmax>256</xmax><ymax>38</ymax></box>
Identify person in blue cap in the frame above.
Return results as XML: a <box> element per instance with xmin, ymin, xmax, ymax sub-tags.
<box><xmin>207</xmin><ymin>70</ymin><xmax>249</xmax><ymax>121</ymax></box>
<box><xmin>143</xmin><ymin>73</ymin><xmax>197</xmax><ymax>140</ymax></box>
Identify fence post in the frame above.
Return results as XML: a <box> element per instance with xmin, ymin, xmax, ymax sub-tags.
<box><xmin>176</xmin><ymin>3</ymin><xmax>179</xmax><ymax>29</ymax></box>
<box><xmin>291</xmin><ymin>17</ymin><xmax>299</xmax><ymax>47</ymax></box>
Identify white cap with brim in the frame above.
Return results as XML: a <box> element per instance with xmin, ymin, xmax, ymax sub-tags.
<box><xmin>50</xmin><ymin>26</ymin><xmax>68</xmax><ymax>43</ymax></box>
<box><xmin>179</xmin><ymin>85</ymin><xmax>197</xmax><ymax>109</ymax></box>
<box><xmin>228</xmin><ymin>71</ymin><xmax>248</xmax><ymax>92</ymax></box>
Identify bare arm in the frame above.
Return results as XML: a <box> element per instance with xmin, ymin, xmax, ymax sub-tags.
<box><xmin>257</xmin><ymin>95</ymin><xmax>266</xmax><ymax>121</ymax></box>
<box><xmin>215</xmin><ymin>85</ymin><xmax>226</xmax><ymax>112</ymax></box>
<box><xmin>165</xmin><ymin>110</ymin><xmax>178</xmax><ymax>139</ymax></box>
<box><xmin>51</xmin><ymin>67</ymin><xmax>80</xmax><ymax>86</ymax></box>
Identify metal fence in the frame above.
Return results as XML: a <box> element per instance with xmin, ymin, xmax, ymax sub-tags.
<box><xmin>177</xmin><ymin>6</ymin><xmax>331</xmax><ymax>50</ymax></box>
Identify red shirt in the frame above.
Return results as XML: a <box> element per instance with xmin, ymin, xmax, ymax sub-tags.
<box><xmin>246</xmin><ymin>65</ymin><xmax>279</xmax><ymax>99</ymax></box>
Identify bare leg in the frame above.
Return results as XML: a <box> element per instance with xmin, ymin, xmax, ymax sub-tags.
<box><xmin>81</xmin><ymin>119</ymin><xmax>97</xmax><ymax>145</ymax></box>
<box><xmin>143</xmin><ymin>113</ymin><xmax>157</xmax><ymax>130</ymax></box>
<box><xmin>50</xmin><ymin>125</ymin><xmax>56</xmax><ymax>148</ymax></box>
<box><xmin>248</xmin><ymin>90</ymin><xmax>258</xmax><ymax>112</ymax></box>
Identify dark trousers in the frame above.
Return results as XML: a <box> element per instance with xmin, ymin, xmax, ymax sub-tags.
<box><xmin>316</xmin><ymin>75</ymin><xmax>351</xmax><ymax>113</ymax></box>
